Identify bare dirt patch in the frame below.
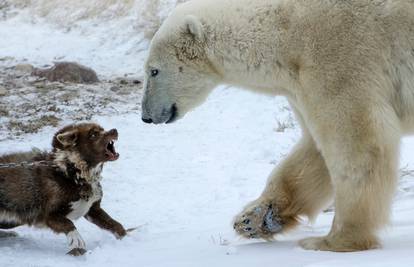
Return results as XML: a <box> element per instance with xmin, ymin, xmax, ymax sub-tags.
<box><xmin>0</xmin><ymin>59</ymin><xmax>143</xmax><ymax>140</ymax></box>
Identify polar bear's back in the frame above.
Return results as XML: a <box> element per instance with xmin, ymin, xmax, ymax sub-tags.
<box><xmin>159</xmin><ymin>0</ymin><xmax>414</xmax><ymax>129</ymax></box>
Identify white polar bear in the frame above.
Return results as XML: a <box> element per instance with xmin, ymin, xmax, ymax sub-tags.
<box><xmin>141</xmin><ymin>0</ymin><xmax>414</xmax><ymax>252</ymax></box>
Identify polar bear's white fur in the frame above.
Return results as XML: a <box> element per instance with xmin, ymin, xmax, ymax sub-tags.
<box><xmin>141</xmin><ymin>0</ymin><xmax>414</xmax><ymax>252</ymax></box>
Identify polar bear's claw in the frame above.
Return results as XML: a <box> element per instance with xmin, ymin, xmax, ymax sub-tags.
<box><xmin>263</xmin><ymin>206</ymin><xmax>283</xmax><ymax>234</ymax></box>
<box><xmin>233</xmin><ymin>203</ymin><xmax>283</xmax><ymax>240</ymax></box>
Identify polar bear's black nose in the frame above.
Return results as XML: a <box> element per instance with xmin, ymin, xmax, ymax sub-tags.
<box><xmin>142</xmin><ymin>117</ymin><xmax>153</xmax><ymax>124</ymax></box>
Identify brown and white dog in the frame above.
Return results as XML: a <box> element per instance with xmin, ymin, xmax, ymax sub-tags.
<box><xmin>0</xmin><ymin>123</ymin><xmax>127</xmax><ymax>256</ymax></box>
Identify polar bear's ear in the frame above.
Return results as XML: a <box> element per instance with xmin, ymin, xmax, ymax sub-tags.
<box><xmin>184</xmin><ymin>15</ymin><xmax>204</xmax><ymax>40</ymax></box>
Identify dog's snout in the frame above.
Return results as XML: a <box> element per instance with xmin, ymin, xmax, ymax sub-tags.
<box><xmin>142</xmin><ymin>117</ymin><xmax>153</xmax><ymax>124</ymax></box>
<box><xmin>108</xmin><ymin>129</ymin><xmax>118</xmax><ymax>137</ymax></box>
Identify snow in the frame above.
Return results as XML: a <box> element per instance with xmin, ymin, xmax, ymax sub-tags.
<box><xmin>1</xmin><ymin>89</ymin><xmax>414</xmax><ymax>267</ymax></box>
<box><xmin>1</xmin><ymin>1</ymin><xmax>414</xmax><ymax>266</ymax></box>
<box><xmin>0</xmin><ymin>10</ymin><xmax>147</xmax><ymax>77</ymax></box>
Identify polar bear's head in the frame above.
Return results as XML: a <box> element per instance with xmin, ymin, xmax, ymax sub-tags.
<box><xmin>141</xmin><ymin>14</ymin><xmax>220</xmax><ymax>124</ymax></box>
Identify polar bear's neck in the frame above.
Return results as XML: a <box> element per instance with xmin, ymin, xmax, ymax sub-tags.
<box><xmin>180</xmin><ymin>0</ymin><xmax>299</xmax><ymax>96</ymax></box>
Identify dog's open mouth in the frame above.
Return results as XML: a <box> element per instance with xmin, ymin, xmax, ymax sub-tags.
<box><xmin>105</xmin><ymin>139</ymin><xmax>119</xmax><ymax>161</ymax></box>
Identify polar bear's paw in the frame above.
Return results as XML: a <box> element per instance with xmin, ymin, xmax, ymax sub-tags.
<box><xmin>299</xmin><ymin>235</ymin><xmax>380</xmax><ymax>252</ymax></box>
<box><xmin>233</xmin><ymin>203</ymin><xmax>283</xmax><ymax>240</ymax></box>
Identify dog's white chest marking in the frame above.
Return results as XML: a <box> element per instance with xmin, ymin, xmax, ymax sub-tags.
<box><xmin>0</xmin><ymin>211</ymin><xmax>22</xmax><ymax>224</ymax></box>
<box><xmin>67</xmin><ymin>183</ymin><xmax>102</xmax><ymax>221</ymax></box>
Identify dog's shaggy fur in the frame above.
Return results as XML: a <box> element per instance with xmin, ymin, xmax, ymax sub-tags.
<box><xmin>0</xmin><ymin>123</ymin><xmax>126</xmax><ymax>256</ymax></box>
<box><xmin>141</xmin><ymin>0</ymin><xmax>414</xmax><ymax>251</ymax></box>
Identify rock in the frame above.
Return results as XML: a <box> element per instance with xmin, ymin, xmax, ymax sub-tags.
<box><xmin>15</xmin><ymin>64</ymin><xmax>34</xmax><ymax>74</ymax></box>
<box><xmin>0</xmin><ymin>56</ymin><xmax>14</xmax><ymax>62</ymax></box>
<box><xmin>0</xmin><ymin>86</ymin><xmax>7</xmax><ymax>96</ymax></box>
<box><xmin>114</xmin><ymin>77</ymin><xmax>142</xmax><ymax>86</ymax></box>
<box><xmin>110</xmin><ymin>86</ymin><xmax>120</xmax><ymax>92</ymax></box>
<box><xmin>119</xmin><ymin>79</ymin><xmax>128</xmax><ymax>85</ymax></box>
<box><xmin>32</xmin><ymin>62</ymin><xmax>99</xmax><ymax>84</ymax></box>
<box><xmin>30</xmin><ymin>79</ymin><xmax>46</xmax><ymax>86</ymax></box>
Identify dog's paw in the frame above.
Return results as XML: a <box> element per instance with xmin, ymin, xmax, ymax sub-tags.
<box><xmin>67</xmin><ymin>248</ymin><xmax>87</xmax><ymax>256</ymax></box>
<box><xmin>114</xmin><ymin>226</ymin><xmax>127</xmax><ymax>240</ymax></box>
<box><xmin>66</xmin><ymin>230</ymin><xmax>86</xmax><ymax>255</ymax></box>
<box><xmin>233</xmin><ymin>202</ymin><xmax>283</xmax><ymax>240</ymax></box>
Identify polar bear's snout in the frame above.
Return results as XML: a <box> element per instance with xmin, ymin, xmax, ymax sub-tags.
<box><xmin>141</xmin><ymin>74</ymin><xmax>179</xmax><ymax>124</ymax></box>
<box><xmin>142</xmin><ymin>117</ymin><xmax>153</xmax><ymax>124</ymax></box>
<box><xmin>165</xmin><ymin>104</ymin><xmax>178</xmax><ymax>124</ymax></box>
<box><xmin>141</xmin><ymin>101</ymin><xmax>177</xmax><ymax>125</ymax></box>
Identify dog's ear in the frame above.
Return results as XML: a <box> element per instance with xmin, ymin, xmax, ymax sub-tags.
<box><xmin>56</xmin><ymin>130</ymin><xmax>78</xmax><ymax>147</ymax></box>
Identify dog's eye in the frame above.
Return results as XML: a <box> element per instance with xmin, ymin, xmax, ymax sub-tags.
<box><xmin>90</xmin><ymin>132</ymin><xmax>99</xmax><ymax>139</ymax></box>
<box><xmin>151</xmin><ymin>69</ymin><xmax>159</xmax><ymax>77</ymax></box>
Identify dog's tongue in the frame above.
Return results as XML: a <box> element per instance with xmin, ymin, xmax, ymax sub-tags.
<box><xmin>106</xmin><ymin>151</ymin><xmax>119</xmax><ymax>161</ymax></box>
<box><xmin>109</xmin><ymin>152</ymin><xmax>119</xmax><ymax>161</ymax></box>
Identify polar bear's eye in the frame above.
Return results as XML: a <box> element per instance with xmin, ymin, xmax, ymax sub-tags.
<box><xmin>151</xmin><ymin>69</ymin><xmax>159</xmax><ymax>77</ymax></box>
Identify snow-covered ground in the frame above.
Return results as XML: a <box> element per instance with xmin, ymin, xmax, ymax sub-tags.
<box><xmin>1</xmin><ymin>1</ymin><xmax>414</xmax><ymax>266</ymax></box>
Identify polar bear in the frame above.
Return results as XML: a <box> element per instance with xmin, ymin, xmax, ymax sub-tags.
<box><xmin>141</xmin><ymin>0</ymin><xmax>414</xmax><ymax>252</ymax></box>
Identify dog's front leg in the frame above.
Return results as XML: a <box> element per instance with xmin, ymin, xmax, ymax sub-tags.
<box><xmin>46</xmin><ymin>216</ymin><xmax>86</xmax><ymax>256</ymax></box>
<box><xmin>85</xmin><ymin>201</ymin><xmax>127</xmax><ymax>239</ymax></box>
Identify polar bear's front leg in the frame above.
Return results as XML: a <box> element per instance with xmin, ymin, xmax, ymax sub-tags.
<box><xmin>234</xmin><ymin>136</ymin><xmax>334</xmax><ymax>240</ymax></box>
<box><xmin>295</xmin><ymin>82</ymin><xmax>400</xmax><ymax>251</ymax></box>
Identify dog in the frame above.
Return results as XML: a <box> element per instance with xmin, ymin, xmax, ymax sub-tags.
<box><xmin>0</xmin><ymin>123</ymin><xmax>127</xmax><ymax>256</ymax></box>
